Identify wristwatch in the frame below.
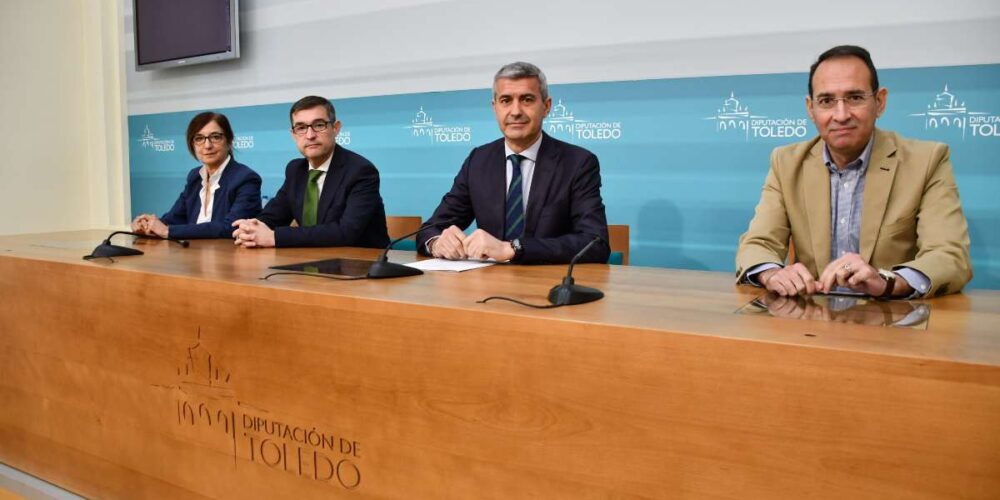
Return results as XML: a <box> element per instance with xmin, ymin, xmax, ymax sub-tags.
<box><xmin>877</xmin><ymin>269</ymin><xmax>896</xmax><ymax>299</ymax></box>
<box><xmin>509</xmin><ymin>238</ymin><xmax>524</xmax><ymax>262</ymax></box>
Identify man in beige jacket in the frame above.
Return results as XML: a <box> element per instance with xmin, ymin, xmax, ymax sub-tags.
<box><xmin>736</xmin><ymin>45</ymin><xmax>971</xmax><ymax>298</ymax></box>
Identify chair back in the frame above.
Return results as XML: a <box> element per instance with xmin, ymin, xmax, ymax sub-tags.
<box><xmin>608</xmin><ymin>224</ymin><xmax>630</xmax><ymax>265</ymax></box>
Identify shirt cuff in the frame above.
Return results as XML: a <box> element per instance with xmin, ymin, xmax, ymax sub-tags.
<box><xmin>424</xmin><ymin>235</ymin><xmax>441</xmax><ymax>255</ymax></box>
<box><xmin>893</xmin><ymin>266</ymin><xmax>931</xmax><ymax>298</ymax></box>
<box><xmin>745</xmin><ymin>262</ymin><xmax>782</xmax><ymax>287</ymax></box>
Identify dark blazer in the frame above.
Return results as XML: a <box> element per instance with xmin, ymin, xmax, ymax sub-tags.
<box><xmin>258</xmin><ymin>146</ymin><xmax>389</xmax><ymax>248</ymax></box>
<box><xmin>418</xmin><ymin>133</ymin><xmax>610</xmax><ymax>264</ymax></box>
<box><xmin>160</xmin><ymin>159</ymin><xmax>262</xmax><ymax>239</ymax></box>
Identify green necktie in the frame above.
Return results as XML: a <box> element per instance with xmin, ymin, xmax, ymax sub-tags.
<box><xmin>302</xmin><ymin>169</ymin><xmax>323</xmax><ymax>227</ymax></box>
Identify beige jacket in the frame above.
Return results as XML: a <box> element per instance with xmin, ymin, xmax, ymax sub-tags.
<box><xmin>736</xmin><ymin>128</ymin><xmax>972</xmax><ymax>297</ymax></box>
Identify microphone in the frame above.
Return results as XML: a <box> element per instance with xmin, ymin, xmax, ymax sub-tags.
<box><xmin>84</xmin><ymin>231</ymin><xmax>190</xmax><ymax>260</ymax></box>
<box><xmin>366</xmin><ymin>219</ymin><xmax>452</xmax><ymax>279</ymax></box>
<box><xmin>547</xmin><ymin>235</ymin><xmax>605</xmax><ymax>306</ymax></box>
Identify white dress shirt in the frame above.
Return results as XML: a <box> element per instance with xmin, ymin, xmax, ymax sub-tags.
<box><xmin>196</xmin><ymin>155</ymin><xmax>231</xmax><ymax>224</ymax></box>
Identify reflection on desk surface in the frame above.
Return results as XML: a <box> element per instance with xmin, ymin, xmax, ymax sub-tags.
<box><xmin>737</xmin><ymin>293</ymin><xmax>930</xmax><ymax>330</ymax></box>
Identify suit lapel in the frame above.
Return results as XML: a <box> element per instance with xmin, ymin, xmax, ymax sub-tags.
<box><xmin>860</xmin><ymin>129</ymin><xmax>899</xmax><ymax>262</ymax></box>
<box><xmin>525</xmin><ymin>134</ymin><xmax>557</xmax><ymax>235</ymax></box>
<box><xmin>803</xmin><ymin>141</ymin><xmax>832</xmax><ymax>272</ymax></box>
<box><xmin>316</xmin><ymin>149</ymin><xmax>346</xmax><ymax>224</ymax></box>
<box><xmin>211</xmin><ymin>162</ymin><xmax>235</xmax><ymax>220</ymax></box>
<box><xmin>288</xmin><ymin>160</ymin><xmax>307</xmax><ymax>224</ymax></box>
<box><xmin>483</xmin><ymin>142</ymin><xmax>507</xmax><ymax>236</ymax></box>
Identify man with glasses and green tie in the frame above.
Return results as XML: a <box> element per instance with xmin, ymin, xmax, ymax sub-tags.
<box><xmin>737</xmin><ymin>45</ymin><xmax>972</xmax><ymax>298</ymax></box>
<box><xmin>232</xmin><ymin>96</ymin><xmax>389</xmax><ymax>248</ymax></box>
<box><xmin>416</xmin><ymin>62</ymin><xmax>610</xmax><ymax>264</ymax></box>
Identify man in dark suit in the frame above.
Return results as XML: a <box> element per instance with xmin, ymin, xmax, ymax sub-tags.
<box><xmin>417</xmin><ymin>62</ymin><xmax>610</xmax><ymax>264</ymax></box>
<box><xmin>232</xmin><ymin>96</ymin><xmax>389</xmax><ymax>248</ymax></box>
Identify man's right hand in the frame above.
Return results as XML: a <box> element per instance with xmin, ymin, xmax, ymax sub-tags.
<box><xmin>759</xmin><ymin>262</ymin><xmax>818</xmax><ymax>296</ymax></box>
<box><xmin>430</xmin><ymin>225</ymin><xmax>467</xmax><ymax>260</ymax></box>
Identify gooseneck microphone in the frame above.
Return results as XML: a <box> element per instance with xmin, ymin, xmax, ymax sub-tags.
<box><xmin>478</xmin><ymin>234</ymin><xmax>606</xmax><ymax>308</ymax></box>
<box><xmin>366</xmin><ymin>219</ymin><xmax>452</xmax><ymax>279</ymax></box>
<box><xmin>83</xmin><ymin>231</ymin><xmax>190</xmax><ymax>260</ymax></box>
<box><xmin>547</xmin><ymin>235</ymin><xmax>605</xmax><ymax>306</ymax></box>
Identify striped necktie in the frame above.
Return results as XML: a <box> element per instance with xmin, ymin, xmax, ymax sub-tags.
<box><xmin>302</xmin><ymin>169</ymin><xmax>323</xmax><ymax>227</ymax></box>
<box><xmin>504</xmin><ymin>154</ymin><xmax>525</xmax><ymax>240</ymax></box>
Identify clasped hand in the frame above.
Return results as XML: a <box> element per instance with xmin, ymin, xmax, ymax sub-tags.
<box><xmin>130</xmin><ymin>214</ymin><xmax>169</xmax><ymax>238</ymax></box>
<box><xmin>231</xmin><ymin>218</ymin><xmax>275</xmax><ymax>248</ymax></box>
<box><xmin>759</xmin><ymin>253</ymin><xmax>888</xmax><ymax>297</ymax></box>
<box><xmin>430</xmin><ymin>225</ymin><xmax>515</xmax><ymax>261</ymax></box>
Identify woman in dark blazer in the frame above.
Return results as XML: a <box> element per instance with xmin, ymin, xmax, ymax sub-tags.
<box><xmin>131</xmin><ymin>112</ymin><xmax>262</xmax><ymax>239</ymax></box>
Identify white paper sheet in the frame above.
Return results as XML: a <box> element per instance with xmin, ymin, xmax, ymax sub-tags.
<box><xmin>404</xmin><ymin>258</ymin><xmax>496</xmax><ymax>272</ymax></box>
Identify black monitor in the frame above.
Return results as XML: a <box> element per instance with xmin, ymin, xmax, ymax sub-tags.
<box><xmin>133</xmin><ymin>0</ymin><xmax>240</xmax><ymax>71</ymax></box>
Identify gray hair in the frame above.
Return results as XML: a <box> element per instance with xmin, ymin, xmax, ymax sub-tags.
<box><xmin>493</xmin><ymin>61</ymin><xmax>549</xmax><ymax>101</ymax></box>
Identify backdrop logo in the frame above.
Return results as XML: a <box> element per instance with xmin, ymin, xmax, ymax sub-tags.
<box><xmin>705</xmin><ymin>92</ymin><xmax>808</xmax><ymax>141</ymax></box>
<box><xmin>138</xmin><ymin>125</ymin><xmax>176</xmax><ymax>152</ymax></box>
<box><xmin>910</xmin><ymin>84</ymin><xmax>995</xmax><ymax>140</ymax></box>
<box><xmin>233</xmin><ymin>135</ymin><xmax>254</xmax><ymax>150</ymax></box>
<box><xmin>336</xmin><ymin>130</ymin><xmax>352</xmax><ymax>146</ymax></box>
<box><xmin>405</xmin><ymin>106</ymin><xmax>471</xmax><ymax>144</ymax></box>
<box><xmin>545</xmin><ymin>99</ymin><xmax>623</xmax><ymax>141</ymax></box>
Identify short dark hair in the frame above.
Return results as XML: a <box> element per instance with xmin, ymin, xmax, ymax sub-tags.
<box><xmin>808</xmin><ymin>45</ymin><xmax>879</xmax><ymax>97</ymax></box>
<box><xmin>186</xmin><ymin>112</ymin><xmax>234</xmax><ymax>158</ymax></box>
<box><xmin>289</xmin><ymin>96</ymin><xmax>336</xmax><ymax>125</ymax></box>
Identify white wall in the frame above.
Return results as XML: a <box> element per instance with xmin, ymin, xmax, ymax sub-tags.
<box><xmin>125</xmin><ymin>0</ymin><xmax>1000</xmax><ymax>115</ymax></box>
<box><xmin>0</xmin><ymin>0</ymin><xmax>128</xmax><ymax>236</ymax></box>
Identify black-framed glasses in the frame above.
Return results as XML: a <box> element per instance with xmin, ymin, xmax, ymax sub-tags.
<box><xmin>292</xmin><ymin>121</ymin><xmax>333</xmax><ymax>135</ymax></box>
<box><xmin>193</xmin><ymin>133</ymin><xmax>226</xmax><ymax>146</ymax></box>
<box><xmin>812</xmin><ymin>93</ymin><xmax>875</xmax><ymax>110</ymax></box>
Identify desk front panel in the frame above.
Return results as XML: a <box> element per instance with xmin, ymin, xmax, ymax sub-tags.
<box><xmin>1</xmin><ymin>232</ymin><xmax>998</xmax><ymax>499</ymax></box>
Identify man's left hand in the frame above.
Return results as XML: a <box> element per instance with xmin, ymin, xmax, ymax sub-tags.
<box><xmin>463</xmin><ymin>229</ymin><xmax>514</xmax><ymax>261</ymax></box>
<box><xmin>232</xmin><ymin>219</ymin><xmax>276</xmax><ymax>248</ymax></box>
<box><xmin>817</xmin><ymin>253</ymin><xmax>887</xmax><ymax>296</ymax></box>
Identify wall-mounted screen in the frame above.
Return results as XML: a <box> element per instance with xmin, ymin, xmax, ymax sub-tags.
<box><xmin>133</xmin><ymin>0</ymin><xmax>240</xmax><ymax>71</ymax></box>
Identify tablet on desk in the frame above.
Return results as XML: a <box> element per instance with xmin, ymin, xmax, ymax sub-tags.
<box><xmin>270</xmin><ymin>258</ymin><xmax>374</xmax><ymax>277</ymax></box>
<box><xmin>816</xmin><ymin>289</ymin><xmax>868</xmax><ymax>297</ymax></box>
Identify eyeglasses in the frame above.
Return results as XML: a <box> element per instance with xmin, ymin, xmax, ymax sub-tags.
<box><xmin>193</xmin><ymin>133</ymin><xmax>226</xmax><ymax>146</ymax></box>
<box><xmin>812</xmin><ymin>93</ymin><xmax>875</xmax><ymax>110</ymax></box>
<box><xmin>291</xmin><ymin>121</ymin><xmax>333</xmax><ymax>135</ymax></box>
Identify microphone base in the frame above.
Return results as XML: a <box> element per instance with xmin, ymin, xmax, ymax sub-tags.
<box><xmin>367</xmin><ymin>260</ymin><xmax>423</xmax><ymax>279</ymax></box>
<box><xmin>548</xmin><ymin>283</ymin><xmax>604</xmax><ymax>306</ymax></box>
<box><xmin>89</xmin><ymin>243</ymin><xmax>144</xmax><ymax>258</ymax></box>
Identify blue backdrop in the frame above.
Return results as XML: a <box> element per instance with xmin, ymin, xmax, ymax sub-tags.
<box><xmin>128</xmin><ymin>64</ymin><xmax>1000</xmax><ymax>289</ymax></box>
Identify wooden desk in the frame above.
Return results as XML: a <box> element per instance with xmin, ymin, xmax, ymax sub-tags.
<box><xmin>1</xmin><ymin>231</ymin><xmax>998</xmax><ymax>499</ymax></box>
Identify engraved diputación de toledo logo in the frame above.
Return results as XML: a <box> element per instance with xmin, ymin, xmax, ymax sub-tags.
<box><xmin>169</xmin><ymin>327</ymin><xmax>363</xmax><ymax>491</ymax></box>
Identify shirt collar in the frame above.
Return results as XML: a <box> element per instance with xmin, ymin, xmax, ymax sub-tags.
<box><xmin>200</xmin><ymin>155</ymin><xmax>232</xmax><ymax>182</ymax></box>
<box><xmin>823</xmin><ymin>134</ymin><xmax>874</xmax><ymax>174</ymax></box>
<box><xmin>310</xmin><ymin>150</ymin><xmax>334</xmax><ymax>172</ymax></box>
<box><xmin>504</xmin><ymin>134</ymin><xmax>543</xmax><ymax>163</ymax></box>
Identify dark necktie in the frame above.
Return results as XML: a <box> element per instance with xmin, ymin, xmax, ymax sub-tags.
<box><xmin>302</xmin><ymin>169</ymin><xmax>323</xmax><ymax>227</ymax></box>
<box><xmin>504</xmin><ymin>154</ymin><xmax>525</xmax><ymax>240</ymax></box>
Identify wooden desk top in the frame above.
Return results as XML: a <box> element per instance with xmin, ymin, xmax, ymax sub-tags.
<box><xmin>3</xmin><ymin>230</ymin><xmax>998</xmax><ymax>366</ymax></box>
